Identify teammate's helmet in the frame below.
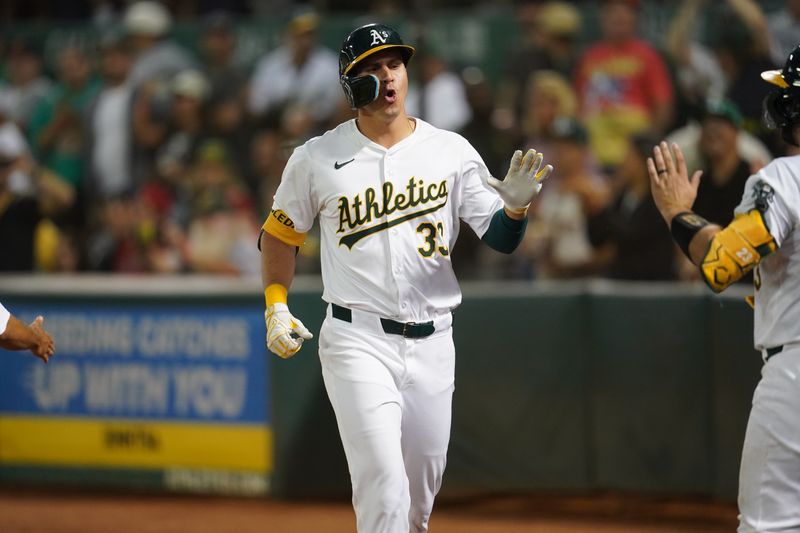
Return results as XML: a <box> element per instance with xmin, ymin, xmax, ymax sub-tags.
<box><xmin>762</xmin><ymin>44</ymin><xmax>800</xmax><ymax>146</ymax></box>
<box><xmin>338</xmin><ymin>23</ymin><xmax>415</xmax><ymax>109</ymax></box>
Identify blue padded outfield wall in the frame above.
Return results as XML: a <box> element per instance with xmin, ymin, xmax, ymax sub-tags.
<box><xmin>0</xmin><ymin>277</ymin><xmax>273</xmax><ymax>495</ymax></box>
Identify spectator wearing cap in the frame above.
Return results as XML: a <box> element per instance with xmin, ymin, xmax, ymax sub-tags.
<box><xmin>496</xmin><ymin>1</ymin><xmax>582</xmax><ymax>130</ymax></box>
<box><xmin>0</xmin><ymin>40</ymin><xmax>53</xmax><ymax>132</ymax></box>
<box><xmin>513</xmin><ymin>117</ymin><xmax>610</xmax><ymax>279</ymax></box>
<box><xmin>184</xmin><ymin>139</ymin><xmax>260</xmax><ymax>277</ymax></box>
<box><xmin>28</xmin><ymin>44</ymin><xmax>101</xmax><ymax>191</ymax></box>
<box><xmin>152</xmin><ymin>70</ymin><xmax>211</xmax><ymax>203</ymax></box>
<box><xmin>124</xmin><ymin>0</ymin><xmax>196</xmax><ymax>89</ymax></box>
<box><xmin>587</xmin><ymin>134</ymin><xmax>677</xmax><ymax>280</ymax></box>
<box><xmin>125</xmin><ymin>1</ymin><xmax>197</xmax><ymax>186</ymax></box>
<box><xmin>667</xmin><ymin>97</ymin><xmax>771</xmax><ymax>190</ymax></box>
<box><xmin>573</xmin><ymin>0</ymin><xmax>674</xmax><ymax>170</ymax></box>
<box><xmin>0</xmin><ymin>123</ymin><xmax>74</xmax><ymax>272</ymax></box>
<box><xmin>691</xmin><ymin>99</ymin><xmax>755</xmax><ymax>227</ymax></box>
<box><xmin>247</xmin><ymin>9</ymin><xmax>342</xmax><ymax>132</ymax></box>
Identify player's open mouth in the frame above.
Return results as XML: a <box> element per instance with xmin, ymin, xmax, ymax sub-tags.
<box><xmin>384</xmin><ymin>88</ymin><xmax>397</xmax><ymax>103</ymax></box>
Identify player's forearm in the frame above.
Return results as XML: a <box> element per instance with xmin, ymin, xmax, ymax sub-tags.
<box><xmin>482</xmin><ymin>208</ymin><xmax>528</xmax><ymax>254</ymax></box>
<box><xmin>664</xmin><ymin>207</ymin><xmax>721</xmax><ymax>265</ymax></box>
<box><xmin>260</xmin><ymin>231</ymin><xmax>297</xmax><ymax>292</ymax></box>
<box><xmin>687</xmin><ymin>224</ymin><xmax>721</xmax><ymax>265</ymax></box>
<box><xmin>0</xmin><ymin>315</ymin><xmax>39</xmax><ymax>351</ymax></box>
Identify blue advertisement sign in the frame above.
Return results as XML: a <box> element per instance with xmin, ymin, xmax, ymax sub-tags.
<box><xmin>0</xmin><ymin>303</ymin><xmax>269</xmax><ymax>424</ymax></box>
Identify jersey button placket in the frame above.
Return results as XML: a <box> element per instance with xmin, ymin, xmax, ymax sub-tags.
<box><xmin>384</xmin><ymin>153</ymin><xmax>405</xmax><ymax>318</ymax></box>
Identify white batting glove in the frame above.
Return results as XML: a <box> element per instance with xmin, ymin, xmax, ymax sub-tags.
<box><xmin>487</xmin><ymin>149</ymin><xmax>553</xmax><ymax>212</ymax></box>
<box><xmin>265</xmin><ymin>303</ymin><xmax>313</xmax><ymax>359</ymax></box>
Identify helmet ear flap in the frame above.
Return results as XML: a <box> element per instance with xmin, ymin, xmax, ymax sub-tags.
<box><xmin>763</xmin><ymin>92</ymin><xmax>785</xmax><ymax>130</ymax></box>
<box><xmin>340</xmin><ymin>74</ymin><xmax>380</xmax><ymax>109</ymax></box>
<box><xmin>762</xmin><ymin>91</ymin><xmax>800</xmax><ymax>146</ymax></box>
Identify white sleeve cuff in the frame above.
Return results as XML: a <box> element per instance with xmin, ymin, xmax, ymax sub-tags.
<box><xmin>0</xmin><ymin>302</ymin><xmax>10</xmax><ymax>336</ymax></box>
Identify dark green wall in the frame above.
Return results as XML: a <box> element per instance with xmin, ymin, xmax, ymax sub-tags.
<box><xmin>272</xmin><ymin>282</ymin><xmax>761</xmax><ymax>501</ymax></box>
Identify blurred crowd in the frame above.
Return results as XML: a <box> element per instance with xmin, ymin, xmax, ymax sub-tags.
<box><xmin>0</xmin><ymin>0</ymin><xmax>797</xmax><ymax>281</ymax></box>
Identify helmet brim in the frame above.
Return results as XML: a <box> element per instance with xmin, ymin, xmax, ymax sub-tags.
<box><xmin>342</xmin><ymin>44</ymin><xmax>415</xmax><ymax>76</ymax></box>
<box><xmin>761</xmin><ymin>69</ymin><xmax>790</xmax><ymax>89</ymax></box>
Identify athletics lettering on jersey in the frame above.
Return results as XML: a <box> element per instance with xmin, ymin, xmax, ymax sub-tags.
<box><xmin>337</xmin><ymin>176</ymin><xmax>448</xmax><ymax>248</ymax></box>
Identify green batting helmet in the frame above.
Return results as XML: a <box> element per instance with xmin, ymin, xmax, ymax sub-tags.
<box><xmin>338</xmin><ymin>23</ymin><xmax>415</xmax><ymax>109</ymax></box>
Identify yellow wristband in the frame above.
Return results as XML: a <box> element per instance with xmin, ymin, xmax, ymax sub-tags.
<box><xmin>265</xmin><ymin>283</ymin><xmax>288</xmax><ymax>306</ymax></box>
<box><xmin>504</xmin><ymin>205</ymin><xmax>528</xmax><ymax>217</ymax></box>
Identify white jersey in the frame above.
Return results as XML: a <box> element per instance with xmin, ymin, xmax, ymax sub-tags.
<box><xmin>272</xmin><ymin>118</ymin><xmax>504</xmax><ymax>322</ymax></box>
<box><xmin>0</xmin><ymin>302</ymin><xmax>9</xmax><ymax>335</ymax></box>
<box><xmin>734</xmin><ymin>155</ymin><xmax>800</xmax><ymax>350</ymax></box>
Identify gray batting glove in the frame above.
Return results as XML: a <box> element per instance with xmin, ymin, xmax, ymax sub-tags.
<box><xmin>265</xmin><ymin>303</ymin><xmax>313</xmax><ymax>359</ymax></box>
<box><xmin>487</xmin><ymin>149</ymin><xmax>553</xmax><ymax>211</ymax></box>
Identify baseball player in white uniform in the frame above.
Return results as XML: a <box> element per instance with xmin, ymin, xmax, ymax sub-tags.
<box><xmin>648</xmin><ymin>45</ymin><xmax>800</xmax><ymax>533</ymax></box>
<box><xmin>259</xmin><ymin>23</ymin><xmax>552</xmax><ymax>533</ymax></box>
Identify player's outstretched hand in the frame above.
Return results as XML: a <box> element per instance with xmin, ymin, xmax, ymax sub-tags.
<box><xmin>28</xmin><ymin>316</ymin><xmax>54</xmax><ymax>364</ymax></box>
<box><xmin>487</xmin><ymin>149</ymin><xmax>553</xmax><ymax>211</ymax></box>
<box><xmin>265</xmin><ymin>303</ymin><xmax>313</xmax><ymax>359</ymax></box>
<box><xmin>647</xmin><ymin>141</ymin><xmax>703</xmax><ymax>225</ymax></box>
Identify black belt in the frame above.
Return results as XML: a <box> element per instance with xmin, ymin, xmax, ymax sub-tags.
<box><xmin>765</xmin><ymin>345</ymin><xmax>784</xmax><ymax>361</ymax></box>
<box><xmin>331</xmin><ymin>303</ymin><xmax>435</xmax><ymax>339</ymax></box>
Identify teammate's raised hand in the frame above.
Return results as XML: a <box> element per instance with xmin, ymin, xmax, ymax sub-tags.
<box><xmin>647</xmin><ymin>141</ymin><xmax>703</xmax><ymax>225</ymax></box>
<box><xmin>265</xmin><ymin>303</ymin><xmax>313</xmax><ymax>359</ymax></box>
<box><xmin>487</xmin><ymin>149</ymin><xmax>553</xmax><ymax>212</ymax></box>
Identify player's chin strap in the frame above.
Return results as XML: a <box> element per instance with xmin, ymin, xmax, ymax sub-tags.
<box><xmin>671</xmin><ymin>210</ymin><xmax>777</xmax><ymax>293</ymax></box>
<box><xmin>340</xmin><ymin>74</ymin><xmax>380</xmax><ymax>109</ymax></box>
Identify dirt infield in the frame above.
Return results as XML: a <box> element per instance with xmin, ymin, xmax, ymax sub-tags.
<box><xmin>0</xmin><ymin>490</ymin><xmax>738</xmax><ymax>532</ymax></box>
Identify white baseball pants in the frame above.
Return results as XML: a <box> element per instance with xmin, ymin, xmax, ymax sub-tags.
<box><xmin>318</xmin><ymin>305</ymin><xmax>455</xmax><ymax>533</ymax></box>
<box><xmin>738</xmin><ymin>343</ymin><xmax>800</xmax><ymax>532</ymax></box>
